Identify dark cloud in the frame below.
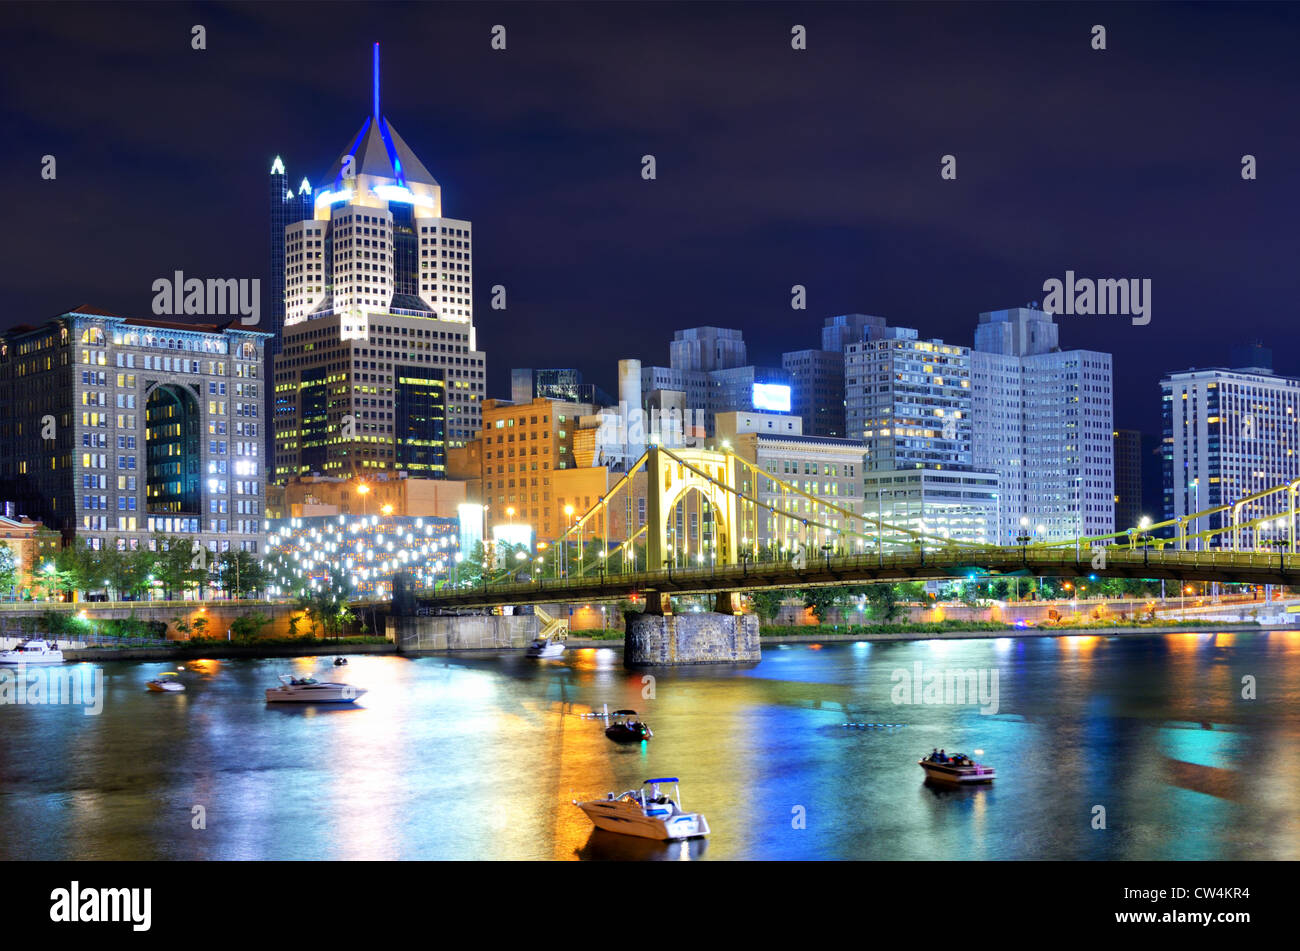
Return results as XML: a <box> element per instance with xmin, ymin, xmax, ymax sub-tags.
<box><xmin>3</xmin><ymin>1</ymin><xmax>1297</xmax><ymax>435</ymax></box>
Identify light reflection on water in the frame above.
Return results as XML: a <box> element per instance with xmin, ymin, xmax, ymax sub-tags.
<box><xmin>1</xmin><ymin>630</ymin><xmax>1298</xmax><ymax>860</ymax></box>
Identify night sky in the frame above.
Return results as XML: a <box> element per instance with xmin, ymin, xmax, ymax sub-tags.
<box><xmin>4</xmin><ymin>1</ymin><xmax>1298</xmax><ymax>440</ymax></box>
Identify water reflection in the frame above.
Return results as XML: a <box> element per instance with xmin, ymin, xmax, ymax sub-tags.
<box><xmin>575</xmin><ymin>829</ymin><xmax>709</xmax><ymax>861</ymax></box>
<box><xmin>1</xmin><ymin>632</ymin><xmax>1299</xmax><ymax>860</ymax></box>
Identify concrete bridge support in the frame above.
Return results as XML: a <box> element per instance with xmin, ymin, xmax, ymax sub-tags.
<box><xmin>624</xmin><ymin>610</ymin><xmax>760</xmax><ymax>667</ymax></box>
<box><xmin>391</xmin><ymin>613</ymin><xmax>539</xmax><ymax>652</ymax></box>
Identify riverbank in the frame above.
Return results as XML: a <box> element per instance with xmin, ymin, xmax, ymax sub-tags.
<box><xmin>64</xmin><ymin>642</ymin><xmax>397</xmax><ymax>662</ymax></box>
<box><xmin>758</xmin><ymin>622</ymin><xmax>1271</xmax><ymax>644</ymax></box>
<box><xmin>59</xmin><ymin>622</ymin><xmax>1282</xmax><ymax>660</ymax></box>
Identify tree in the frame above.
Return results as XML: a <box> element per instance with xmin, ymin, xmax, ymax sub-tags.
<box><xmin>0</xmin><ymin>542</ymin><xmax>17</xmax><ymax>597</ymax></box>
<box><xmin>153</xmin><ymin>535</ymin><xmax>209</xmax><ymax>600</ymax></box>
<box><xmin>748</xmin><ymin>589</ymin><xmax>785</xmax><ymax>621</ymax></box>
<box><xmin>216</xmin><ymin>550</ymin><xmax>269</xmax><ymax>599</ymax></box>
<box><xmin>229</xmin><ymin>611</ymin><xmax>271</xmax><ymax>640</ymax></box>
<box><xmin>295</xmin><ymin>572</ymin><xmax>354</xmax><ymax>639</ymax></box>
<box><xmin>50</xmin><ymin>544</ymin><xmax>87</xmax><ymax>600</ymax></box>
<box><xmin>172</xmin><ymin>614</ymin><xmax>210</xmax><ymax>640</ymax></box>
<box><xmin>864</xmin><ymin>584</ymin><xmax>904</xmax><ymax>622</ymax></box>
<box><xmin>799</xmin><ymin>586</ymin><xmax>845</xmax><ymax>623</ymax></box>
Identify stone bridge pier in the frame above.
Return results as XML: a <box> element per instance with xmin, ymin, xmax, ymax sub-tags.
<box><xmin>624</xmin><ymin>596</ymin><xmax>760</xmax><ymax>667</ymax></box>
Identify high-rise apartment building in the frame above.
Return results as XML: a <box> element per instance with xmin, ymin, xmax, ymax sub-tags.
<box><xmin>845</xmin><ymin>325</ymin><xmax>999</xmax><ymax>543</ymax></box>
<box><xmin>846</xmin><ymin>330</ymin><xmax>972</xmax><ymax>468</ymax></box>
<box><xmin>1161</xmin><ymin>356</ymin><xmax>1300</xmax><ymax>547</ymax></box>
<box><xmin>273</xmin><ymin>45</ymin><xmax>486</xmax><ymax>483</ymax></box>
<box><xmin>822</xmin><ymin>313</ymin><xmax>888</xmax><ymax>353</ymax></box>
<box><xmin>0</xmin><ymin>306</ymin><xmax>271</xmax><ymax>556</ymax></box>
<box><xmin>780</xmin><ymin>314</ymin><xmax>892</xmax><ymax>440</ymax></box>
<box><xmin>970</xmin><ymin>307</ymin><xmax>1114</xmax><ymax>543</ymax></box>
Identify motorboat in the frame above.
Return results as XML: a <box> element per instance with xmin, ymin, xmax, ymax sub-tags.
<box><xmin>605</xmin><ymin>709</ymin><xmax>653</xmax><ymax>743</ymax></box>
<box><xmin>919</xmin><ymin>751</ymin><xmax>995</xmax><ymax>783</ymax></box>
<box><xmin>146</xmin><ymin>672</ymin><xmax>185</xmax><ymax>692</ymax></box>
<box><xmin>525</xmin><ymin>638</ymin><xmax>566</xmax><ymax>659</ymax></box>
<box><xmin>265</xmin><ymin>674</ymin><xmax>366</xmax><ymax>704</ymax></box>
<box><xmin>0</xmin><ymin>639</ymin><xmax>64</xmax><ymax>665</ymax></box>
<box><xmin>574</xmin><ymin>778</ymin><xmax>710</xmax><ymax>840</ymax></box>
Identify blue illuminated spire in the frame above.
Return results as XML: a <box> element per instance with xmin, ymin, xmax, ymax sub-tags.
<box><xmin>320</xmin><ymin>44</ymin><xmax>438</xmax><ymax>192</ymax></box>
<box><xmin>373</xmin><ymin>42</ymin><xmax>380</xmax><ymax>121</ymax></box>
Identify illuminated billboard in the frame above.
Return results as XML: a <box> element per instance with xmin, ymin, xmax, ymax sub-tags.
<box><xmin>752</xmin><ymin>383</ymin><xmax>792</xmax><ymax>412</ymax></box>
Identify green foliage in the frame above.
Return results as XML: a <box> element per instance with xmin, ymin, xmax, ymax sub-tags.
<box><xmin>747</xmin><ymin>589</ymin><xmax>786</xmax><ymax>621</ymax></box>
<box><xmin>295</xmin><ymin>573</ymin><xmax>356</xmax><ymax>638</ymax></box>
<box><xmin>151</xmin><ymin>535</ymin><xmax>208</xmax><ymax>600</ymax></box>
<box><xmin>216</xmin><ymin>550</ymin><xmax>270</xmax><ymax>599</ymax></box>
<box><xmin>863</xmin><ymin>584</ymin><xmax>904</xmax><ymax>622</ymax></box>
<box><xmin>229</xmin><ymin>611</ymin><xmax>271</xmax><ymax>639</ymax></box>
<box><xmin>799</xmin><ymin>586</ymin><xmax>844</xmax><ymax>622</ymax></box>
<box><xmin>0</xmin><ymin>542</ymin><xmax>16</xmax><ymax>595</ymax></box>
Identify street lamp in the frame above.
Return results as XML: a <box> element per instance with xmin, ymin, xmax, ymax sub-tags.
<box><xmin>356</xmin><ymin>481</ymin><xmax>370</xmax><ymax>518</ymax></box>
<box><xmin>1017</xmin><ymin>516</ymin><xmax>1032</xmax><ymax>566</ymax></box>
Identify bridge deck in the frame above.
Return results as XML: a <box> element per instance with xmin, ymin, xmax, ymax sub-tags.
<box><xmin>410</xmin><ymin>547</ymin><xmax>1298</xmax><ymax>610</ymax></box>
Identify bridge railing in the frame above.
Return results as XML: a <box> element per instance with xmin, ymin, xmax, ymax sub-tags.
<box><xmin>420</xmin><ymin>546</ymin><xmax>1300</xmax><ymax>603</ymax></box>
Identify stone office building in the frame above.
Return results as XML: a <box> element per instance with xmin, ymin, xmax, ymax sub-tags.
<box><xmin>0</xmin><ymin>306</ymin><xmax>271</xmax><ymax>555</ymax></box>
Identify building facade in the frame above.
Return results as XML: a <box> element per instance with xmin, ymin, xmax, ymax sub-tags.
<box><xmin>273</xmin><ymin>47</ymin><xmax>486</xmax><ymax>483</ymax></box>
<box><xmin>0</xmin><ymin>306</ymin><xmax>271</xmax><ymax>555</ymax></box>
<box><xmin>266</xmin><ymin>156</ymin><xmax>314</xmax><ymax>462</ymax></box>
<box><xmin>642</xmin><ymin>327</ymin><xmax>793</xmax><ymax>437</ymax></box>
<box><xmin>1113</xmin><ymin>428</ymin><xmax>1143</xmax><ymax>533</ymax></box>
<box><xmin>717</xmin><ymin>411</ymin><xmax>866</xmax><ymax>554</ymax></box>
<box><xmin>844</xmin><ymin>324</ymin><xmax>999</xmax><ymax>543</ymax></box>
<box><xmin>970</xmin><ymin>307</ymin><xmax>1115</xmax><ymax>543</ymax></box>
<box><xmin>782</xmin><ymin>349</ymin><xmax>846</xmax><ymax>438</ymax></box>
<box><xmin>1161</xmin><ymin>363</ymin><xmax>1300</xmax><ymax>547</ymax></box>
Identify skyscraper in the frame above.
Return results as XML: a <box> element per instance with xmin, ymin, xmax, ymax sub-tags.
<box><xmin>1113</xmin><ymin>428</ymin><xmax>1143</xmax><ymax>532</ymax></box>
<box><xmin>846</xmin><ymin>325</ymin><xmax>999</xmax><ymax>544</ymax></box>
<box><xmin>1160</xmin><ymin>356</ymin><xmax>1300</xmax><ymax>548</ymax></box>
<box><xmin>640</xmin><ymin>327</ymin><xmax>791</xmax><ymax>437</ymax></box>
<box><xmin>267</xmin><ymin>156</ymin><xmax>314</xmax><ymax>463</ymax></box>
<box><xmin>970</xmin><ymin>307</ymin><xmax>1114</xmax><ymax>543</ymax></box>
<box><xmin>273</xmin><ymin>45</ymin><xmax>486</xmax><ymax>483</ymax></box>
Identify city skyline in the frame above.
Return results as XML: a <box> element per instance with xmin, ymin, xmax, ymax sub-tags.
<box><xmin>5</xmin><ymin>3</ymin><xmax>1298</xmax><ymax>440</ymax></box>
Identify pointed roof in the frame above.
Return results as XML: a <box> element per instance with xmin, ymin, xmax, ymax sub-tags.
<box><xmin>321</xmin><ymin>116</ymin><xmax>438</xmax><ymax>190</ymax></box>
<box><xmin>320</xmin><ymin>45</ymin><xmax>438</xmax><ymax>192</ymax></box>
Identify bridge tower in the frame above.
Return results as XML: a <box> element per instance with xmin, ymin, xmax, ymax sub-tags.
<box><xmin>644</xmin><ymin>446</ymin><xmax>743</xmax><ymax>573</ymax></box>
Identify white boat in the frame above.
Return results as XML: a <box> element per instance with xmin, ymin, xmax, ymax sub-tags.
<box><xmin>919</xmin><ymin>752</ymin><xmax>995</xmax><ymax>784</ymax></box>
<box><xmin>574</xmin><ymin>778</ymin><xmax>710</xmax><ymax>840</ymax></box>
<box><xmin>147</xmin><ymin>672</ymin><xmax>185</xmax><ymax>692</ymax></box>
<box><xmin>0</xmin><ymin>639</ymin><xmax>64</xmax><ymax>665</ymax></box>
<box><xmin>265</xmin><ymin>674</ymin><xmax>367</xmax><ymax>704</ymax></box>
<box><xmin>525</xmin><ymin>638</ymin><xmax>566</xmax><ymax>659</ymax></box>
